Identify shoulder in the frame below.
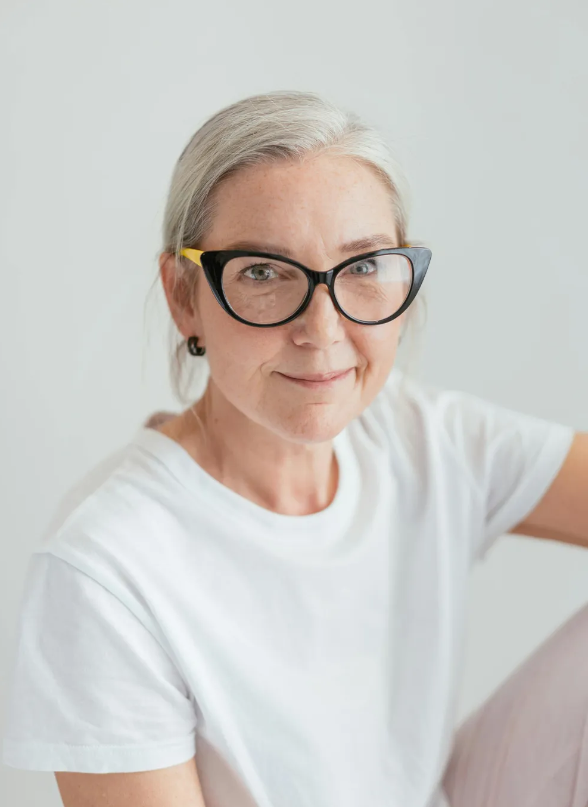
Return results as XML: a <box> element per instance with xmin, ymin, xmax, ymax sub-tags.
<box><xmin>358</xmin><ymin>368</ymin><xmax>471</xmax><ymax>465</ymax></box>
<box><xmin>357</xmin><ymin>368</ymin><xmax>556</xmax><ymax>500</ymax></box>
<box><xmin>37</xmin><ymin>434</ymin><xmax>185</xmax><ymax>587</ymax></box>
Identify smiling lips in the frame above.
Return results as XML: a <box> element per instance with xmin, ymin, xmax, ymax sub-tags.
<box><xmin>279</xmin><ymin>368</ymin><xmax>353</xmax><ymax>387</ymax></box>
<box><xmin>285</xmin><ymin>370</ymin><xmax>351</xmax><ymax>381</ymax></box>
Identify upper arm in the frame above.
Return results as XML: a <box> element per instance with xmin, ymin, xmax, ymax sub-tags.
<box><xmin>510</xmin><ymin>431</ymin><xmax>588</xmax><ymax>548</ymax></box>
<box><xmin>3</xmin><ymin>551</ymin><xmax>198</xmax><ymax>774</ymax></box>
<box><xmin>55</xmin><ymin>757</ymin><xmax>206</xmax><ymax>807</ymax></box>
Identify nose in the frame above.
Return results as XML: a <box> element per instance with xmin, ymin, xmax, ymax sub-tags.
<box><xmin>291</xmin><ymin>280</ymin><xmax>345</xmax><ymax>347</ymax></box>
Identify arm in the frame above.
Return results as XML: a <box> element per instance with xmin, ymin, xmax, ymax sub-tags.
<box><xmin>55</xmin><ymin>757</ymin><xmax>207</xmax><ymax>807</ymax></box>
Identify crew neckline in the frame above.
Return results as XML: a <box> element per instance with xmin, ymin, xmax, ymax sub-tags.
<box><xmin>129</xmin><ymin>423</ymin><xmax>356</xmax><ymax>536</ymax></box>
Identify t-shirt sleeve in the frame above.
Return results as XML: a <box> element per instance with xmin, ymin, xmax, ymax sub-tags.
<box><xmin>384</xmin><ymin>370</ymin><xmax>575</xmax><ymax>564</ymax></box>
<box><xmin>438</xmin><ymin>385</ymin><xmax>575</xmax><ymax>563</ymax></box>
<box><xmin>2</xmin><ymin>551</ymin><xmax>198</xmax><ymax>773</ymax></box>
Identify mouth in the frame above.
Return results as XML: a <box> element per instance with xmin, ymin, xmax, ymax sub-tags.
<box><xmin>277</xmin><ymin>368</ymin><xmax>354</xmax><ymax>388</ymax></box>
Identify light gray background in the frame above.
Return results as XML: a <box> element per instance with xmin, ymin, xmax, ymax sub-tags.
<box><xmin>1</xmin><ymin>0</ymin><xmax>587</xmax><ymax>803</ymax></box>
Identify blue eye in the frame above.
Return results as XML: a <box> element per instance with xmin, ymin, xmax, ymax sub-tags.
<box><xmin>241</xmin><ymin>263</ymin><xmax>278</xmax><ymax>282</ymax></box>
<box><xmin>348</xmin><ymin>260</ymin><xmax>378</xmax><ymax>275</ymax></box>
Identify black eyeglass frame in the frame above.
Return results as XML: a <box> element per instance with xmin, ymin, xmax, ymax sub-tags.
<box><xmin>180</xmin><ymin>246</ymin><xmax>432</xmax><ymax>328</ymax></box>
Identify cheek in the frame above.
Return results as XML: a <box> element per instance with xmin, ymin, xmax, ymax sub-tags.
<box><xmin>356</xmin><ymin>320</ymin><xmax>400</xmax><ymax>361</ymax></box>
<box><xmin>205</xmin><ymin>311</ymin><xmax>282</xmax><ymax>384</ymax></box>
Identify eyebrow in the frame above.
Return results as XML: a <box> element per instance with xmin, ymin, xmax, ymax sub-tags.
<box><xmin>222</xmin><ymin>234</ymin><xmax>399</xmax><ymax>259</ymax></box>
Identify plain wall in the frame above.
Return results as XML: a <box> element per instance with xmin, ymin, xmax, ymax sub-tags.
<box><xmin>1</xmin><ymin>0</ymin><xmax>587</xmax><ymax>803</ymax></box>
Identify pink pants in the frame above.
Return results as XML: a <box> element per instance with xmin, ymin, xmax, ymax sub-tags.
<box><xmin>441</xmin><ymin>599</ymin><xmax>588</xmax><ymax>807</ymax></box>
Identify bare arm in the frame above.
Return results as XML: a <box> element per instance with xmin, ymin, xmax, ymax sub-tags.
<box><xmin>55</xmin><ymin>756</ymin><xmax>207</xmax><ymax>807</ymax></box>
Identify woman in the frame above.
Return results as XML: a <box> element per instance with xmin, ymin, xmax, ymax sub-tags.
<box><xmin>3</xmin><ymin>90</ymin><xmax>587</xmax><ymax>807</ymax></box>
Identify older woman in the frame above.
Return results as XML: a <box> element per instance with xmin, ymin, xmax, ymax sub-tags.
<box><xmin>3</xmin><ymin>91</ymin><xmax>588</xmax><ymax>807</ymax></box>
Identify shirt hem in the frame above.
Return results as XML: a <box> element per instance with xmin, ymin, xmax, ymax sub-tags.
<box><xmin>2</xmin><ymin>733</ymin><xmax>197</xmax><ymax>773</ymax></box>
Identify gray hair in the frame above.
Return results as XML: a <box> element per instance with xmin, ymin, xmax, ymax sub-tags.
<box><xmin>151</xmin><ymin>90</ymin><xmax>427</xmax><ymax>404</ymax></box>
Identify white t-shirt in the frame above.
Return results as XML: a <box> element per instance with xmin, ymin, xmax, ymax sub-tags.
<box><xmin>2</xmin><ymin>368</ymin><xmax>575</xmax><ymax>807</ymax></box>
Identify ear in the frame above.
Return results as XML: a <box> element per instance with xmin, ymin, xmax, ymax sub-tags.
<box><xmin>159</xmin><ymin>252</ymin><xmax>202</xmax><ymax>341</ymax></box>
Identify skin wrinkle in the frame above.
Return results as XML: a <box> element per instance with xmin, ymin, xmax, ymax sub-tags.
<box><xmin>158</xmin><ymin>153</ymin><xmax>405</xmax><ymax>517</ymax></box>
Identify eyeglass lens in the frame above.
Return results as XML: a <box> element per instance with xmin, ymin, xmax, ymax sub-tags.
<box><xmin>221</xmin><ymin>253</ymin><xmax>413</xmax><ymax>325</ymax></box>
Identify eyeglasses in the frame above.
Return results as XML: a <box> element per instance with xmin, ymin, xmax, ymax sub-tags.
<box><xmin>179</xmin><ymin>245</ymin><xmax>431</xmax><ymax>328</ymax></box>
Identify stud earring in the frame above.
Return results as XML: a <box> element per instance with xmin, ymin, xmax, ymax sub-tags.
<box><xmin>187</xmin><ymin>336</ymin><xmax>206</xmax><ymax>356</ymax></box>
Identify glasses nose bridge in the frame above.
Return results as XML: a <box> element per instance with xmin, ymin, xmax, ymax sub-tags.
<box><xmin>307</xmin><ymin>267</ymin><xmax>336</xmax><ymax>288</ymax></box>
<box><xmin>300</xmin><ymin>267</ymin><xmax>341</xmax><ymax>321</ymax></box>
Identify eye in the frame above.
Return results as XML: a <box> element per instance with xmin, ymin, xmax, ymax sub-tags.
<box><xmin>241</xmin><ymin>263</ymin><xmax>278</xmax><ymax>282</ymax></box>
<box><xmin>348</xmin><ymin>259</ymin><xmax>378</xmax><ymax>275</ymax></box>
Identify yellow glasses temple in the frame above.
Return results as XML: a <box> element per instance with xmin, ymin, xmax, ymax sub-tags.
<box><xmin>180</xmin><ymin>248</ymin><xmax>203</xmax><ymax>266</ymax></box>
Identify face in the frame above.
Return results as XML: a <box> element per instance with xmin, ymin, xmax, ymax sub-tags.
<box><xmin>163</xmin><ymin>153</ymin><xmax>406</xmax><ymax>445</ymax></box>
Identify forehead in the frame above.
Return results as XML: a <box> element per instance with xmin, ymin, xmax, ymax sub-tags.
<box><xmin>205</xmin><ymin>154</ymin><xmax>399</xmax><ymax>250</ymax></box>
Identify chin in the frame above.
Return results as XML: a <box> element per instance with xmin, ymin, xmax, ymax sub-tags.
<box><xmin>275</xmin><ymin>409</ymin><xmax>349</xmax><ymax>445</ymax></box>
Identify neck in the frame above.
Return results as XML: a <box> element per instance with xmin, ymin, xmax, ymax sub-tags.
<box><xmin>168</xmin><ymin>380</ymin><xmax>340</xmax><ymax>516</ymax></box>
